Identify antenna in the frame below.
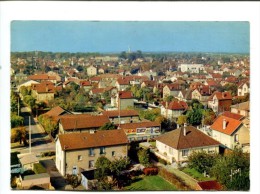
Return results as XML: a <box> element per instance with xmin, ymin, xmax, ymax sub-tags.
<box><xmin>29</xmin><ymin>116</ymin><xmax>31</xmax><ymax>154</ymax></box>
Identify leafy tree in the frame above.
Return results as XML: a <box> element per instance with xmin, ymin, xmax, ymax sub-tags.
<box><xmin>99</xmin><ymin>122</ymin><xmax>116</xmax><ymax>130</ymax></box>
<box><xmin>20</xmin><ymin>86</ymin><xmax>31</xmax><ymax>97</ymax></box>
<box><xmin>223</xmin><ymin>83</ymin><xmax>237</xmax><ymax>96</ymax></box>
<box><xmin>11</xmin><ymin>127</ymin><xmax>27</xmax><ymax>144</ymax></box>
<box><xmin>38</xmin><ymin>114</ymin><xmax>58</xmax><ymax>136</ymax></box>
<box><xmin>94</xmin><ymin>156</ymin><xmax>112</xmax><ymax>179</ymax></box>
<box><xmin>23</xmin><ymin>95</ymin><xmax>36</xmax><ymax>109</ymax></box>
<box><xmin>119</xmin><ymin>51</ymin><xmax>127</xmax><ymax>59</ymax></box>
<box><xmin>165</xmin><ymin>95</ymin><xmax>175</xmax><ymax>102</ymax></box>
<box><xmin>11</xmin><ymin>113</ymin><xmax>24</xmax><ymax>128</ymax></box>
<box><xmin>210</xmin><ymin>148</ymin><xmax>250</xmax><ymax>191</ymax></box>
<box><xmin>188</xmin><ymin>151</ymin><xmax>217</xmax><ymax>174</ymax></box>
<box><xmin>137</xmin><ymin>148</ymin><xmax>150</xmax><ymax>167</ymax></box>
<box><xmin>66</xmin><ymin>174</ymin><xmax>80</xmax><ymax>190</ymax></box>
<box><xmin>186</xmin><ymin>109</ymin><xmax>203</xmax><ymax>125</ymax></box>
<box><xmin>177</xmin><ymin>115</ymin><xmax>187</xmax><ymax>126</ymax></box>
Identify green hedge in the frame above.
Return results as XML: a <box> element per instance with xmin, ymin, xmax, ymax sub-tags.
<box><xmin>33</xmin><ymin>163</ymin><xmax>47</xmax><ymax>174</ymax></box>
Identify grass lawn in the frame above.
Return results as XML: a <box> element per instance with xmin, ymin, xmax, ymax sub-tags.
<box><xmin>182</xmin><ymin>168</ymin><xmax>215</xmax><ymax>181</ymax></box>
<box><xmin>125</xmin><ymin>175</ymin><xmax>178</xmax><ymax>191</ymax></box>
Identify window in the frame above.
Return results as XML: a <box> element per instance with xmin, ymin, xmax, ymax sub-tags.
<box><xmin>182</xmin><ymin>149</ymin><xmax>189</xmax><ymax>157</ymax></box>
<box><xmin>89</xmin><ymin>160</ymin><xmax>95</xmax><ymax>168</ymax></box>
<box><xmin>89</xmin><ymin>148</ymin><xmax>95</xmax><ymax>156</ymax></box>
<box><xmin>112</xmin><ymin>151</ymin><xmax>115</xmax><ymax>157</ymax></box>
<box><xmin>78</xmin><ymin>155</ymin><xmax>82</xmax><ymax>161</ymax></box>
<box><xmin>100</xmin><ymin>147</ymin><xmax>105</xmax><ymax>155</ymax></box>
<box><xmin>234</xmin><ymin>134</ymin><xmax>239</xmax><ymax>142</ymax></box>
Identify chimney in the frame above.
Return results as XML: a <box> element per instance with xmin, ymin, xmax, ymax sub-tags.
<box><xmin>183</xmin><ymin>123</ymin><xmax>187</xmax><ymax>136</ymax></box>
<box><xmin>223</xmin><ymin>119</ymin><xmax>226</xmax><ymax>130</ymax></box>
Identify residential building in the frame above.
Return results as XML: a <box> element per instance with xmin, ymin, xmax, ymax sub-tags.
<box><xmin>155</xmin><ymin>125</ymin><xmax>220</xmax><ymax>163</ymax></box>
<box><xmin>111</xmin><ymin>91</ymin><xmax>135</xmax><ymax>110</ymax></box>
<box><xmin>163</xmin><ymin>84</ymin><xmax>183</xmax><ymax>99</ymax></box>
<box><xmin>58</xmin><ymin>115</ymin><xmax>110</xmax><ymax>134</ymax></box>
<box><xmin>161</xmin><ymin>100</ymin><xmax>188</xmax><ymax>121</ymax></box>
<box><xmin>178</xmin><ymin>64</ymin><xmax>205</xmax><ymax>73</ymax></box>
<box><xmin>55</xmin><ymin>129</ymin><xmax>128</xmax><ymax>176</ymax></box>
<box><xmin>28</xmin><ymin>74</ymin><xmax>57</xmax><ymax>84</ymax></box>
<box><xmin>237</xmin><ymin>81</ymin><xmax>250</xmax><ymax>97</ymax></box>
<box><xmin>101</xmin><ymin>109</ymin><xmax>140</xmax><ymax>124</ymax></box>
<box><xmin>119</xmin><ymin>121</ymin><xmax>161</xmax><ymax>142</ymax></box>
<box><xmin>230</xmin><ymin>101</ymin><xmax>250</xmax><ymax>117</ymax></box>
<box><xmin>208</xmin><ymin>91</ymin><xmax>232</xmax><ymax>113</ymax></box>
<box><xmin>87</xmin><ymin>65</ymin><xmax>97</xmax><ymax>76</ymax></box>
<box><xmin>210</xmin><ymin>115</ymin><xmax>250</xmax><ymax>150</ymax></box>
<box><xmin>191</xmin><ymin>86</ymin><xmax>212</xmax><ymax>105</ymax></box>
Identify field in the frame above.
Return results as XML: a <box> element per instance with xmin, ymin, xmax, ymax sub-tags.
<box><xmin>125</xmin><ymin>175</ymin><xmax>177</xmax><ymax>191</ymax></box>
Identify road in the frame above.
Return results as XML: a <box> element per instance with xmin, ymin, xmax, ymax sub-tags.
<box><xmin>12</xmin><ymin>107</ymin><xmax>55</xmax><ymax>155</ymax></box>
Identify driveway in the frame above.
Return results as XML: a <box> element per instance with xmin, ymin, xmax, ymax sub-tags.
<box><xmin>40</xmin><ymin>159</ymin><xmax>67</xmax><ymax>190</ymax></box>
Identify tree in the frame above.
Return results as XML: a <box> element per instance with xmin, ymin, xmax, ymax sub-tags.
<box><xmin>99</xmin><ymin>122</ymin><xmax>116</xmax><ymax>130</ymax></box>
<box><xmin>177</xmin><ymin>115</ymin><xmax>187</xmax><ymax>126</ymax></box>
<box><xmin>66</xmin><ymin>174</ymin><xmax>80</xmax><ymax>190</ymax></box>
<box><xmin>38</xmin><ymin>114</ymin><xmax>58</xmax><ymax>136</ymax></box>
<box><xmin>186</xmin><ymin>109</ymin><xmax>203</xmax><ymax>125</ymax></box>
<box><xmin>137</xmin><ymin>148</ymin><xmax>150</xmax><ymax>167</ymax></box>
<box><xmin>188</xmin><ymin>151</ymin><xmax>217</xmax><ymax>174</ymax></box>
<box><xmin>94</xmin><ymin>156</ymin><xmax>112</xmax><ymax>179</ymax></box>
<box><xmin>23</xmin><ymin>95</ymin><xmax>36</xmax><ymax>109</ymax></box>
<box><xmin>210</xmin><ymin>148</ymin><xmax>250</xmax><ymax>191</ymax></box>
<box><xmin>11</xmin><ymin>114</ymin><xmax>24</xmax><ymax>128</ymax></box>
<box><xmin>11</xmin><ymin>127</ymin><xmax>27</xmax><ymax>144</ymax></box>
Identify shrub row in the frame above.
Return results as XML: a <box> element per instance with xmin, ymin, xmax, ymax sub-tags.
<box><xmin>158</xmin><ymin>167</ymin><xmax>190</xmax><ymax>190</ymax></box>
<box><xmin>41</xmin><ymin>151</ymin><xmax>55</xmax><ymax>157</ymax></box>
<box><xmin>143</xmin><ymin>167</ymin><xmax>158</xmax><ymax>176</ymax></box>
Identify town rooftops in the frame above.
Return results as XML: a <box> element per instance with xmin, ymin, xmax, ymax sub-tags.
<box><xmin>155</xmin><ymin>126</ymin><xmax>220</xmax><ymax>150</ymax></box>
<box><xmin>221</xmin><ymin>111</ymin><xmax>244</xmax><ymax>121</ymax></box>
<box><xmin>118</xmin><ymin>121</ymin><xmax>160</xmax><ymax>129</ymax></box>
<box><xmin>58</xmin><ymin>129</ymin><xmax>128</xmax><ymax>151</ymax></box>
<box><xmin>28</xmin><ymin>74</ymin><xmax>56</xmax><ymax>81</ymax></box>
<box><xmin>210</xmin><ymin>115</ymin><xmax>242</xmax><ymax>136</ymax></box>
<box><xmin>209</xmin><ymin>91</ymin><xmax>232</xmax><ymax>101</ymax></box>
<box><xmin>44</xmin><ymin>106</ymin><xmax>72</xmax><ymax>118</ymax></box>
<box><xmin>162</xmin><ymin>100</ymin><xmax>188</xmax><ymax>110</ymax></box>
<box><xmin>119</xmin><ymin>91</ymin><xmax>134</xmax><ymax>99</ymax></box>
<box><xmin>102</xmin><ymin>110</ymin><xmax>139</xmax><ymax>117</ymax></box>
<box><xmin>59</xmin><ymin>115</ymin><xmax>110</xmax><ymax>131</ymax></box>
<box><xmin>230</xmin><ymin>101</ymin><xmax>250</xmax><ymax>111</ymax></box>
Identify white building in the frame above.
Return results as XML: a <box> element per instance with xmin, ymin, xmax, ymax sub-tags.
<box><xmin>178</xmin><ymin>64</ymin><xmax>205</xmax><ymax>73</ymax></box>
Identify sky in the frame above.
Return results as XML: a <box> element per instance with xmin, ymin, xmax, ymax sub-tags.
<box><xmin>11</xmin><ymin>21</ymin><xmax>249</xmax><ymax>53</ymax></box>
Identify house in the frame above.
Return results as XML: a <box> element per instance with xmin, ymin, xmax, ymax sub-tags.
<box><xmin>101</xmin><ymin>109</ymin><xmax>140</xmax><ymax>124</ymax></box>
<box><xmin>111</xmin><ymin>91</ymin><xmax>135</xmax><ymax>110</ymax></box>
<box><xmin>80</xmin><ymin>80</ymin><xmax>92</xmax><ymax>92</ymax></box>
<box><xmin>141</xmin><ymin>80</ymin><xmax>157</xmax><ymax>89</ymax></box>
<box><xmin>28</xmin><ymin>74</ymin><xmax>57</xmax><ymax>84</ymax></box>
<box><xmin>155</xmin><ymin>125</ymin><xmax>220</xmax><ymax>163</ymax></box>
<box><xmin>119</xmin><ymin>121</ymin><xmax>161</xmax><ymax>142</ymax></box>
<box><xmin>160</xmin><ymin>100</ymin><xmax>188</xmax><ymax>121</ymax></box>
<box><xmin>44</xmin><ymin>106</ymin><xmax>72</xmax><ymax>122</ymax></box>
<box><xmin>163</xmin><ymin>84</ymin><xmax>183</xmax><ymax>99</ymax></box>
<box><xmin>237</xmin><ymin>81</ymin><xmax>250</xmax><ymax>97</ymax></box>
<box><xmin>17</xmin><ymin>80</ymin><xmax>40</xmax><ymax>92</ymax></box>
<box><xmin>176</xmin><ymin>89</ymin><xmax>192</xmax><ymax>102</ymax></box>
<box><xmin>210</xmin><ymin>115</ymin><xmax>250</xmax><ymax>150</ymax></box>
<box><xmin>87</xmin><ymin>65</ymin><xmax>97</xmax><ymax>76</ymax></box>
<box><xmin>55</xmin><ymin>129</ymin><xmax>128</xmax><ymax>176</ymax></box>
<box><xmin>178</xmin><ymin>64</ymin><xmax>205</xmax><ymax>73</ymax></box>
<box><xmin>31</xmin><ymin>81</ymin><xmax>62</xmax><ymax>102</ymax></box>
<box><xmin>230</xmin><ymin>101</ymin><xmax>250</xmax><ymax>117</ymax></box>
<box><xmin>208</xmin><ymin>91</ymin><xmax>232</xmax><ymax>113</ymax></box>
<box><xmin>191</xmin><ymin>86</ymin><xmax>212</xmax><ymax>105</ymax></box>
<box><xmin>17</xmin><ymin>173</ymin><xmax>52</xmax><ymax>190</ymax></box>
<box><xmin>115</xmin><ymin>77</ymin><xmax>130</xmax><ymax>91</ymax></box>
<box><xmin>58</xmin><ymin>114</ymin><xmax>110</xmax><ymax>134</ymax></box>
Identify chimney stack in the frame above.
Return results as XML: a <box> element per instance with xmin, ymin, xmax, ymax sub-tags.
<box><xmin>183</xmin><ymin>123</ymin><xmax>187</xmax><ymax>136</ymax></box>
<box><xmin>223</xmin><ymin>119</ymin><xmax>226</xmax><ymax>130</ymax></box>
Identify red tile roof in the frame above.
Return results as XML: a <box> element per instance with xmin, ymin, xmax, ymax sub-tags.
<box><xmin>58</xmin><ymin>129</ymin><xmax>128</xmax><ymax>151</ymax></box>
<box><xmin>45</xmin><ymin>106</ymin><xmax>71</xmax><ymax>118</ymax></box>
<box><xmin>155</xmin><ymin>126</ymin><xmax>220</xmax><ymax>150</ymax></box>
<box><xmin>80</xmin><ymin>80</ymin><xmax>92</xmax><ymax>86</ymax></box>
<box><xmin>31</xmin><ymin>82</ymin><xmax>61</xmax><ymax>93</ymax></box>
<box><xmin>102</xmin><ymin>110</ymin><xmax>139</xmax><ymax>117</ymax></box>
<box><xmin>221</xmin><ymin>111</ymin><xmax>244</xmax><ymax>120</ymax></box>
<box><xmin>166</xmin><ymin>83</ymin><xmax>182</xmax><ymax>90</ymax></box>
<box><xmin>209</xmin><ymin>91</ymin><xmax>232</xmax><ymax>101</ymax></box>
<box><xmin>59</xmin><ymin>115</ymin><xmax>110</xmax><ymax>131</ymax></box>
<box><xmin>28</xmin><ymin>74</ymin><xmax>56</xmax><ymax>81</ymax></box>
<box><xmin>118</xmin><ymin>121</ymin><xmax>160</xmax><ymax>129</ymax></box>
<box><xmin>119</xmin><ymin>91</ymin><xmax>134</xmax><ymax>99</ymax></box>
<box><xmin>162</xmin><ymin>100</ymin><xmax>188</xmax><ymax>110</ymax></box>
<box><xmin>210</xmin><ymin>115</ymin><xmax>242</xmax><ymax>135</ymax></box>
<box><xmin>197</xmin><ymin>180</ymin><xmax>222</xmax><ymax>191</ymax></box>
<box><xmin>117</xmin><ymin>77</ymin><xmax>130</xmax><ymax>85</ymax></box>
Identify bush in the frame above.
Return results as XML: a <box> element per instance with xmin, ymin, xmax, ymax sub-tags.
<box><xmin>158</xmin><ymin>167</ymin><xmax>190</xmax><ymax>190</ymax></box>
<box><xmin>41</xmin><ymin>151</ymin><xmax>55</xmax><ymax>157</ymax></box>
<box><xmin>158</xmin><ymin>158</ymin><xmax>168</xmax><ymax>165</ymax></box>
<box><xmin>143</xmin><ymin>167</ymin><xmax>158</xmax><ymax>176</ymax></box>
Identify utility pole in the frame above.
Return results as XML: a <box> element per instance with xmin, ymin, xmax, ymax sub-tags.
<box><xmin>29</xmin><ymin>116</ymin><xmax>31</xmax><ymax>154</ymax></box>
<box><xmin>18</xmin><ymin>97</ymin><xmax>20</xmax><ymax>116</ymax></box>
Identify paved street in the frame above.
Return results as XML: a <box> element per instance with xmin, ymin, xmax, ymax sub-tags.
<box><xmin>11</xmin><ymin>107</ymin><xmax>55</xmax><ymax>155</ymax></box>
